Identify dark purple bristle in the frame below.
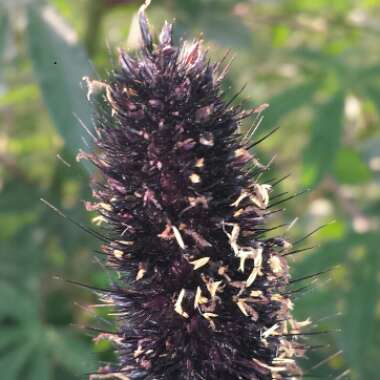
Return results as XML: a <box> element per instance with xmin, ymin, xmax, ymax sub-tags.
<box><xmin>83</xmin><ymin>10</ymin><xmax>309</xmax><ymax>380</ymax></box>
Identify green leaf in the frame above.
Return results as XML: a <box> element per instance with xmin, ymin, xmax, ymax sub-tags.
<box><xmin>366</xmin><ymin>85</ymin><xmax>380</xmax><ymax>115</ymax></box>
<box><xmin>27</xmin><ymin>346</ymin><xmax>51</xmax><ymax>380</ymax></box>
<box><xmin>291</xmin><ymin>47</ymin><xmax>345</xmax><ymax>72</ymax></box>
<box><xmin>196</xmin><ymin>12</ymin><xmax>252</xmax><ymax>49</ymax></box>
<box><xmin>0</xmin><ymin>84</ymin><xmax>39</xmax><ymax>108</ymax></box>
<box><xmin>0</xmin><ymin>328</ymin><xmax>26</xmax><ymax>351</ymax></box>
<box><xmin>175</xmin><ymin>10</ymin><xmax>251</xmax><ymax>50</ymax></box>
<box><xmin>0</xmin><ymin>281</ymin><xmax>38</xmax><ymax>321</ymax></box>
<box><xmin>263</xmin><ymin>82</ymin><xmax>317</xmax><ymax>129</ymax></box>
<box><xmin>0</xmin><ymin>9</ymin><xmax>8</xmax><ymax>55</ymax></box>
<box><xmin>293</xmin><ymin>233</ymin><xmax>380</xmax><ymax>378</ymax></box>
<box><xmin>293</xmin><ymin>239</ymin><xmax>346</xmax><ymax>283</ymax></box>
<box><xmin>338</xmin><ymin>234</ymin><xmax>380</xmax><ymax>378</ymax></box>
<box><xmin>318</xmin><ymin>218</ymin><xmax>347</xmax><ymax>240</ymax></box>
<box><xmin>26</xmin><ymin>4</ymin><xmax>94</xmax><ymax>173</ymax></box>
<box><xmin>333</xmin><ymin>148</ymin><xmax>372</xmax><ymax>184</ymax></box>
<box><xmin>0</xmin><ymin>341</ymin><xmax>35</xmax><ymax>380</ymax></box>
<box><xmin>302</xmin><ymin>92</ymin><xmax>344</xmax><ymax>186</ymax></box>
<box><xmin>357</xmin><ymin>64</ymin><xmax>380</xmax><ymax>83</ymax></box>
<box><xmin>47</xmin><ymin>329</ymin><xmax>96</xmax><ymax>375</ymax></box>
<box><xmin>272</xmin><ymin>24</ymin><xmax>289</xmax><ymax>48</ymax></box>
<box><xmin>0</xmin><ymin>325</ymin><xmax>47</xmax><ymax>380</ymax></box>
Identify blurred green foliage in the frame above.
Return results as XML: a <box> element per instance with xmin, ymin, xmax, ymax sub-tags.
<box><xmin>1</xmin><ymin>0</ymin><xmax>380</xmax><ymax>379</ymax></box>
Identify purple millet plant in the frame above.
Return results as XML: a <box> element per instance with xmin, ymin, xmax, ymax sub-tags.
<box><xmin>81</xmin><ymin>7</ymin><xmax>313</xmax><ymax>380</ymax></box>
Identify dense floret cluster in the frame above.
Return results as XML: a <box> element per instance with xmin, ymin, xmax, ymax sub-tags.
<box><xmin>83</xmin><ymin>10</ymin><xmax>309</xmax><ymax>380</ymax></box>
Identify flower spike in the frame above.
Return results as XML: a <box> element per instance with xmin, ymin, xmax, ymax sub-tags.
<box><xmin>83</xmin><ymin>10</ymin><xmax>310</xmax><ymax>380</ymax></box>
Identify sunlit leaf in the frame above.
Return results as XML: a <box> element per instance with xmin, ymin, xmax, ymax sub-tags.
<box><xmin>0</xmin><ymin>84</ymin><xmax>39</xmax><ymax>107</ymax></box>
<box><xmin>318</xmin><ymin>219</ymin><xmax>347</xmax><ymax>240</ymax></box>
<box><xmin>333</xmin><ymin>148</ymin><xmax>372</xmax><ymax>184</ymax></box>
<box><xmin>272</xmin><ymin>24</ymin><xmax>289</xmax><ymax>47</ymax></box>
<box><xmin>26</xmin><ymin>4</ymin><xmax>94</xmax><ymax>173</ymax></box>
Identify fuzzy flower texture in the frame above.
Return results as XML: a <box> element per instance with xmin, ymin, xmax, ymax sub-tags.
<box><xmin>82</xmin><ymin>10</ymin><xmax>312</xmax><ymax>380</ymax></box>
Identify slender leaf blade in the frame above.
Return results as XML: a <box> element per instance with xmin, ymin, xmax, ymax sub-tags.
<box><xmin>27</xmin><ymin>347</ymin><xmax>51</xmax><ymax>380</ymax></box>
<box><xmin>0</xmin><ymin>281</ymin><xmax>38</xmax><ymax>320</ymax></box>
<box><xmin>48</xmin><ymin>329</ymin><xmax>96</xmax><ymax>375</ymax></box>
<box><xmin>0</xmin><ymin>328</ymin><xmax>25</xmax><ymax>351</ymax></box>
<box><xmin>0</xmin><ymin>342</ymin><xmax>35</xmax><ymax>380</ymax></box>
<box><xmin>339</xmin><ymin>238</ymin><xmax>380</xmax><ymax>378</ymax></box>
<box><xmin>0</xmin><ymin>9</ymin><xmax>8</xmax><ymax>63</ymax></box>
<box><xmin>26</xmin><ymin>4</ymin><xmax>94</xmax><ymax>173</ymax></box>
<box><xmin>303</xmin><ymin>92</ymin><xmax>344</xmax><ymax>186</ymax></box>
<box><xmin>263</xmin><ymin>82</ymin><xmax>317</xmax><ymax>129</ymax></box>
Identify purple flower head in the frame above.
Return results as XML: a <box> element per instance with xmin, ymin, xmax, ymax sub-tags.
<box><xmin>83</xmin><ymin>8</ymin><xmax>309</xmax><ymax>380</ymax></box>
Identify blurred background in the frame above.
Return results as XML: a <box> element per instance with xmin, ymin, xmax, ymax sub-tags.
<box><xmin>1</xmin><ymin>0</ymin><xmax>380</xmax><ymax>379</ymax></box>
